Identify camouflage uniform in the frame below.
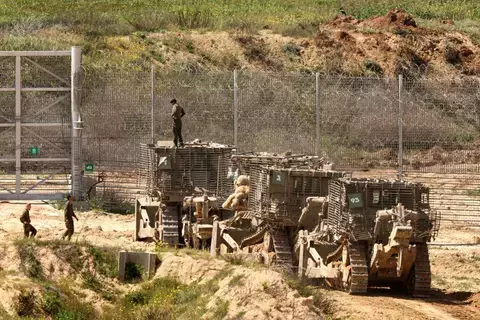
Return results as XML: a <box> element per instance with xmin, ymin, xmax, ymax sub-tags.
<box><xmin>20</xmin><ymin>209</ymin><xmax>37</xmax><ymax>238</ymax></box>
<box><xmin>62</xmin><ymin>201</ymin><xmax>77</xmax><ymax>241</ymax></box>
<box><xmin>171</xmin><ymin>103</ymin><xmax>185</xmax><ymax>147</ymax></box>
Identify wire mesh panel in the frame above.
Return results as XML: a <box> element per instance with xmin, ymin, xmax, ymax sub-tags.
<box><xmin>146</xmin><ymin>143</ymin><xmax>234</xmax><ymax>201</ymax></box>
<box><xmin>154</xmin><ymin>71</ymin><xmax>234</xmax><ymax>145</ymax></box>
<box><xmin>0</xmin><ymin>57</ymin><xmax>15</xmax><ymax>88</ymax></box>
<box><xmin>402</xmin><ymin>78</ymin><xmax>480</xmax><ymax>225</ymax></box>
<box><xmin>248</xmin><ymin>166</ymin><xmax>346</xmax><ymax>225</ymax></box>
<box><xmin>0</xmin><ymin>58</ymin><xmax>17</xmax><ymax>195</ymax></box>
<box><xmin>0</xmin><ymin>54</ymin><xmax>72</xmax><ymax>198</ymax></box>
<box><xmin>21</xmin><ymin>91</ymin><xmax>71</xmax><ymax>124</ymax></box>
<box><xmin>319</xmin><ymin>76</ymin><xmax>398</xmax><ymax>169</ymax></box>
<box><xmin>0</xmin><ymin>118</ymin><xmax>16</xmax><ymax>196</ymax></box>
<box><xmin>21</xmin><ymin>56</ymin><xmax>71</xmax><ymax>89</ymax></box>
<box><xmin>0</xmin><ymin>92</ymin><xmax>15</xmax><ymax>160</ymax></box>
<box><xmin>237</xmin><ymin>71</ymin><xmax>316</xmax><ymax>154</ymax></box>
<box><xmin>327</xmin><ymin>179</ymin><xmax>437</xmax><ymax>241</ymax></box>
<box><xmin>403</xmin><ymin>78</ymin><xmax>480</xmax><ymax>173</ymax></box>
<box><xmin>81</xmin><ymin>70</ymin><xmax>151</xmax><ymax>140</ymax></box>
<box><xmin>79</xmin><ymin>70</ymin><xmax>151</xmax><ymax>205</ymax></box>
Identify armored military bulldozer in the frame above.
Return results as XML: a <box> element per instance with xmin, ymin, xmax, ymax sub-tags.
<box><xmin>136</xmin><ymin>141</ymin><xmax>235</xmax><ymax>245</ymax></box>
<box><xmin>295</xmin><ymin>178</ymin><xmax>439</xmax><ymax>296</ymax></box>
<box><xmin>211</xmin><ymin>152</ymin><xmax>346</xmax><ymax>269</ymax></box>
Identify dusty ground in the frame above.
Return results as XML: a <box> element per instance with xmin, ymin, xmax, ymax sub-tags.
<box><xmin>322</xmin><ymin>223</ymin><xmax>480</xmax><ymax>320</ymax></box>
<box><xmin>0</xmin><ymin>201</ymin><xmax>479</xmax><ymax>319</ymax></box>
<box><xmin>0</xmin><ymin>201</ymin><xmax>144</xmax><ymax>249</ymax></box>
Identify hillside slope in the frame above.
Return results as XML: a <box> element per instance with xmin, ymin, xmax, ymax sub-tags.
<box><xmin>0</xmin><ymin>5</ymin><xmax>478</xmax><ymax>77</ymax></box>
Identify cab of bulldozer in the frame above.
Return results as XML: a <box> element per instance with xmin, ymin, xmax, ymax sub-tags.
<box><xmin>183</xmin><ymin>195</ymin><xmax>219</xmax><ymax>221</ymax></box>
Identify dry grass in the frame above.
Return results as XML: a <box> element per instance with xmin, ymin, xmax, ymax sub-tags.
<box><xmin>430</xmin><ymin>247</ymin><xmax>480</xmax><ymax>292</ymax></box>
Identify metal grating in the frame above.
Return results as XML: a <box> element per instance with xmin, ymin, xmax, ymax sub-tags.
<box><xmin>327</xmin><ymin>178</ymin><xmax>438</xmax><ymax>241</ymax></box>
<box><xmin>140</xmin><ymin>142</ymin><xmax>234</xmax><ymax>200</ymax></box>
<box><xmin>248</xmin><ymin>166</ymin><xmax>346</xmax><ymax>223</ymax></box>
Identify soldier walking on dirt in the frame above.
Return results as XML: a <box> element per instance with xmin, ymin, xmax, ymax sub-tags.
<box><xmin>61</xmin><ymin>195</ymin><xmax>78</xmax><ymax>241</ymax></box>
<box><xmin>20</xmin><ymin>203</ymin><xmax>37</xmax><ymax>238</ymax></box>
<box><xmin>171</xmin><ymin>99</ymin><xmax>185</xmax><ymax>148</ymax></box>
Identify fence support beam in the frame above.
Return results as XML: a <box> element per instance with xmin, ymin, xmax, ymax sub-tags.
<box><xmin>151</xmin><ymin>64</ymin><xmax>155</xmax><ymax>145</ymax></box>
<box><xmin>398</xmin><ymin>74</ymin><xmax>404</xmax><ymax>178</ymax></box>
<box><xmin>15</xmin><ymin>56</ymin><xmax>21</xmax><ymax>194</ymax></box>
<box><xmin>233</xmin><ymin>69</ymin><xmax>238</xmax><ymax>147</ymax></box>
<box><xmin>71</xmin><ymin>46</ymin><xmax>82</xmax><ymax>199</ymax></box>
<box><xmin>315</xmin><ymin>73</ymin><xmax>321</xmax><ymax>157</ymax></box>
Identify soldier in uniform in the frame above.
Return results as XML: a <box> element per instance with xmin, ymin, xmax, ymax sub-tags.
<box><xmin>61</xmin><ymin>195</ymin><xmax>78</xmax><ymax>241</ymax></box>
<box><xmin>170</xmin><ymin>99</ymin><xmax>186</xmax><ymax>148</ymax></box>
<box><xmin>20</xmin><ymin>203</ymin><xmax>37</xmax><ymax>238</ymax></box>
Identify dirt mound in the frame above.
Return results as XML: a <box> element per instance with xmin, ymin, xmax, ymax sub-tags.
<box><xmin>367</xmin><ymin>9</ymin><xmax>417</xmax><ymax>30</ymax></box>
<box><xmin>156</xmin><ymin>253</ymin><xmax>322</xmax><ymax>320</ymax></box>
<box><xmin>328</xmin><ymin>9</ymin><xmax>417</xmax><ymax>31</ymax></box>
<box><xmin>471</xmin><ymin>293</ymin><xmax>480</xmax><ymax>308</ymax></box>
<box><xmin>315</xmin><ymin>9</ymin><xmax>479</xmax><ymax>77</ymax></box>
<box><xmin>328</xmin><ymin>15</ymin><xmax>360</xmax><ymax>28</ymax></box>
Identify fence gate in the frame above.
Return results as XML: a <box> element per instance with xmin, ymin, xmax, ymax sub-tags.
<box><xmin>0</xmin><ymin>47</ymin><xmax>82</xmax><ymax>200</ymax></box>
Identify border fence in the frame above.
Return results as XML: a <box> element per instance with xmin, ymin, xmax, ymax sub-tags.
<box><xmin>2</xmin><ymin>58</ymin><xmax>479</xmax><ymax>224</ymax></box>
<box><xmin>77</xmin><ymin>67</ymin><xmax>480</xmax><ymax>224</ymax></box>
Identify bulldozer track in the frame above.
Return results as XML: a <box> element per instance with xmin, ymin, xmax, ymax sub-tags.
<box><xmin>348</xmin><ymin>242</ymin><xmax>369</xmax><ymax>294</ymax></box>
<box><xmin>162</xmin><ymin>204</ymin><xmax>179</xmax><ymax>246</ymax></box>
<box><xmin>412</xmin><ymin>243</ymin><xmax>431</xmax><ymax>297</ymax></box>
<box><xmin>273</xmin><ymin>228</ymin><xmax>294</xmax><ymax>270</ymax></box>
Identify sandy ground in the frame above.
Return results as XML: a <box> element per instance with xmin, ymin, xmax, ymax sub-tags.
<box><xmin>0</xmin><ymin>201</ymin><xmax>478</xmax><ymax>319</ymax></box>
<box><xmin>0</xmin><ymin>201</ymin><xmax>150</xmax><ymax>250</ymax></box>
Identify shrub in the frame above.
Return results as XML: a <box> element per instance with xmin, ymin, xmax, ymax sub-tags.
<box><xmin>14</xmin><ymin>290</ymin><xmax>38</xmax><ymax>317</ymax></box>
<box><xmin>17</xmin><ymin>242</ymin><xmax>44</xmax><ymax>279</ymax></box>
<box><xmin>282</xmin><ymin>42</ymin><xmax>302</xmax><ymax>56</ymax></box>
<box><xmin>88</xmin><ymin>246</ymin><xmax>118</xmax><ymax>278</ymax></box>
<box><xmin>124</xmin><ymin>262</ymin><xmax>145</xmax><ymax>282</ymax></box>
<box><xmin>41</xmin><ymin>289</ymin><xmax>63</xmax><ymax>316</ymax></box>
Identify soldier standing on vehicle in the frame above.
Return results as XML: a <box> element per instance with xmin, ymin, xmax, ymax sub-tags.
<box><xmin>61</xmin><ymin>195</ymin><xmax>78</xmax><ymax>241</ymax></box>
<box><xmin>20</xmin><ymin>203</ymin><xmax>37</xmax><ymax>238</ymax></box>
<box><xmin>171</xmin><ymin>99</ymin><xmax>185</xmax><ymax>148</ymax></box>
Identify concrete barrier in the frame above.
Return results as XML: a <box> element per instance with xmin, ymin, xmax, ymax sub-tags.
<box><xmin>118</xmin><ymin>250</ymin><xmax>158</xmax><ymax>281</ymax></box>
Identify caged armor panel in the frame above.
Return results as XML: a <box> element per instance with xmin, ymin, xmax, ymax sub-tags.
<box><xmin>327</xmin><ymin>178</ymin><xmax>440</xmax><ymax>242</ymax></box>
<box><xmin>140</xmin><ymin>142</ymin><xmax>234</xmax><ymax>201</ymax></box>
<box><xmin>248</xmin><ymin>165</ymin><xmax>346</xmax><ymax>224</ymax></box>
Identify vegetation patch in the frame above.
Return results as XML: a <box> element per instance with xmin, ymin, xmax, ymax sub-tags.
<box><xmin>16</xmin><ymin>240</ymin><xmax>44</xmax><ymax>279</ymax></box>
<box><xmin>104</xmin><ymin>270</ymin><xmax>232</xmax><ymax>320</ymax></box>
<box><xmin>124</xmin><ymin>262</ymin><xmax>145</xmax><ymax>283</ymax></box>
<box><xmin>285</xmin><ymin>276</ymin><xmax>334</xmax><ymax>316</ymax></box>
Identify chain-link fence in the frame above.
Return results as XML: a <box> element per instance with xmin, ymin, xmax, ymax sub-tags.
<box><xmin>76</xmin><ymin>67</ymin><xmax>480</xmax><ymax>223</ymax></box>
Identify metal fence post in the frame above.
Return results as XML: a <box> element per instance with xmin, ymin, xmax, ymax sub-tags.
<box><xmin>151</xmin><ymin>64</ymin><xmax>155</xmax><ymax>144</ymax></box>
<box><xmin>315</xmin><ymin>72</ymin><xmax>320</xmax><ymax>156</ymax></box>
<box><xmin>15</xmin><ymin>56</ymin><xmax>21</xmax><ymax>195</ymax></box>
<box><xmin>398</xmin><ymin>74</ymin><xmax>404</xmax><ymax>178</ymax></box>
<box><xmin>233</xmin><ymin>69</ymin><xmax>238</xmax><ymax>147</ymax></box>
<box><xmin>71</xmin><ymin>46</ymin><xmax>82</xmax><ymax>199</ymax></box>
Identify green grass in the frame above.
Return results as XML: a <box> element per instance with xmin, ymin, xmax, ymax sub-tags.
<box><xmin>16</xmin><ymin>240</ymin><xmax>44</xmax><ymax>279</ymax></box>
<box><xmin>0</xmin><ymin>0</ymin><xmax>478</xmax><ymax>72</ymax></box>
<box><xmin>14</xmin><ymin>239</ymin><xmax>119</xmax><ymax>280</ymax></box>
<box><xmin>1</xmin><ymin>0</ymin><xmax>478</xmax><ymax>32</ymax></box>
<box><xmin>103</xmin><ymin>268</ymin><xmax>233</xmax><ymax>320</ymax></box>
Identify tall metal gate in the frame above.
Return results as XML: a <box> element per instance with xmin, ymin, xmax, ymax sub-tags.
<box><xmin>0</xmin><ymin>47</ymin><xmax>82</xmax><ymax>200</ymax></box>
